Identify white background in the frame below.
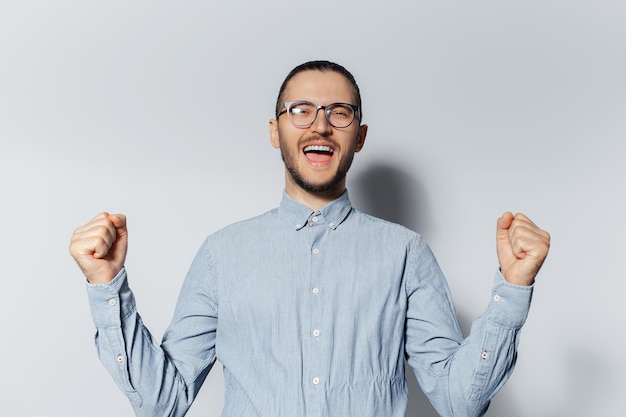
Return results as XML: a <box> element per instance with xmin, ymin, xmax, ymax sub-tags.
<box><xmin>1</xmin><ymin>1</ymin><xmax>624</xmax><ymax>416</ymax></box>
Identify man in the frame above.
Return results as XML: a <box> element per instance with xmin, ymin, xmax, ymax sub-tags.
<box><xmin>70</xmin><ymin>60</ymin><xmax>550</xmax><ymax>417</ymax></box>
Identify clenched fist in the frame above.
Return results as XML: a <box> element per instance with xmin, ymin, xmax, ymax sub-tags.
<box><xmin>496</xmin><ymin>212</ymin><xmax>550</xmax><ymax>286</ymax></box>
<box><xmin>69</xmin><ymin>212</ymin><xmax>128</xmax><ymax>284</ymax></box>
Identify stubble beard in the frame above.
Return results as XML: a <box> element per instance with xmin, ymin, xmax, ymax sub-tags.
<box><xmin>280</xmin><ymin>145</ymin><xmax>355</xmax><ymax>194</ymax></box>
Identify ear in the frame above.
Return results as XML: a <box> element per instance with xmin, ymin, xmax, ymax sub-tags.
<box><xmin>355</xmin><ymin>124</ymin><xmax>368</xmax><ymax>153</ymax></box>
<box><xmin>269</xmin><ymin>119</ymin><xmax>280</xmax><ymax>149</ymax></box>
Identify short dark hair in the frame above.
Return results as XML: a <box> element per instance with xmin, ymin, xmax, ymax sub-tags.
<box><xmin>275</xmin><ymin>60</ymin><xmax>362</xmax><ymax>121</ymax></box>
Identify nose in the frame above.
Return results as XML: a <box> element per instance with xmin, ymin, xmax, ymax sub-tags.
<box><xmin>311</xmin><ymin>107</ymin><xmax>332</xmax><ymax>134</ymax></box>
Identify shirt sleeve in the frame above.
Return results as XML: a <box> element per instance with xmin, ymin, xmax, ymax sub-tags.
<box><xmin>404</xmin><ymin>237</ymin><xmax>533</xmax><ymax>417</ymax></box>
<box><xmin>85</xmin><ymin>238</ymin><xmax>218</xmax><ymax>417</ymax></box>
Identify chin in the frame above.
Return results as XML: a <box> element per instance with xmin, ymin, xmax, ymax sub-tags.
<box><xmin>295</xmin><ymin>174</ymin><xmax>345</xmax><ymax>194</ymax></box>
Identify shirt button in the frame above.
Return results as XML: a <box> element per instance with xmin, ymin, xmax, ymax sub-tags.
<box><xmin>493</xmin><ymin>294</ymin><xmax>501</xmax><ymax>302</ymax></box>
<box><xmin>296</xmin><ymin>223</ymin><xmax>302</xmax><ymax>228</ymax></box>
<box><xmin>313</xmin><ymin>329</ymin><xmax>320</xmax><ymax>337</ymax></box>
<box><xmin>328</xmin><ymin>222</ymin><xmax>335</xmax><ymax>228</ymax></box>
<box><xmin>108</xmin><ymin>299</ymin><xmax>117</xmax><ymax>306</ymax></box>
<box><xmin>312</xmin><ymin>287</ymin><xmax>319</xmax><ymax>295</ymax></box>
<box><xmin>312</xmin><ymin>216</ymin><xmax>318</xmax><ymax>222</ymax></box>
<box><xmin>481</xmin><ymin>351</ymin><xmax>489</xmax><ymax>360</ymax></box>
<box><xmin>116</xmin><ymin>353</ymin><xmax>124</xmax><ymax>363</ymax></box>
<box><xmin>312</xmin><ymin>377</ymin><xmax>320</xmax><ymax>385</ymax></box>
<box><xmin>313</xmin><ymin>248</ymin><xmax>320</xmax><ymax>254</ymax></box>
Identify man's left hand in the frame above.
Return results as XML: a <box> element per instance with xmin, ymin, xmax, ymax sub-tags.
<box><xmin>496</xmin><ymin>212</ymin><xmax>551</xmax><ymax>286</ymax></box>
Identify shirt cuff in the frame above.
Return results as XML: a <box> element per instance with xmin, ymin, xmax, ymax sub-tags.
<box><xmin>85</xmin><ymin>267</ymin><xmax>136</xmax><ymax>328</ymax></box>
<box><xmin>486</xmin><ymin>270</ymin><xmax>534</xmax><ymax>328</ymax></box>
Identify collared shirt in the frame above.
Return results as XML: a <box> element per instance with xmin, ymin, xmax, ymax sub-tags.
<box><xmin>87</xmin><ymin>191</ymin><xmax>533</xmax><ymax>417</ymax></box>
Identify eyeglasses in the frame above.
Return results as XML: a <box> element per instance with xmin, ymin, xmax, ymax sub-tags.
<box><xmin>277</xmin><ymin>100</ymin><xmax>360</xmax><ymax>128</ymax></box>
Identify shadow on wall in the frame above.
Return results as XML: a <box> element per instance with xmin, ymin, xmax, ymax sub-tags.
<box><xmin>349</xmin><ymin>162</ymin><xmax>522</xmax><ymax>417</ymax></box>
<box><xmin>348</xmin><ymin>163</ymin><xmax>429</xmax><ymax>236</ymax></box>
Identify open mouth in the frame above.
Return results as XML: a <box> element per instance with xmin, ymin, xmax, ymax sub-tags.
<box><xmin>303</xmin><ymin>145</ymin><xmax>334</xmax><ymax>164</ymax></box>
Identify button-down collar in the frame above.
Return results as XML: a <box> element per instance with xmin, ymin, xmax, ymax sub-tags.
<box><xmin>280</xmin><ymin>190</ymin><xmax>353</xmax><ymax>231</ymax></box>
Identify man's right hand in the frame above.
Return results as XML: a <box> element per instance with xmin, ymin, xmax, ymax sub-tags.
<box><xmin>69</xmin><ymin>212</ymin><xmax>128</xmax><ymax>284</ymax></box>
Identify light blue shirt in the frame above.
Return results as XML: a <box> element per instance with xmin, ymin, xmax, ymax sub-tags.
<box><xmin>87</xmin><ymin>191</ymin><xmax>533</xmax><ymax>417</ymax></box>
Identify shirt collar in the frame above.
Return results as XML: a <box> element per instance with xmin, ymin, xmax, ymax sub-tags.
<box><xmin>279</xmin><ymin>190</ymin><xmax>353</xmax><ymax>231</ymax></box>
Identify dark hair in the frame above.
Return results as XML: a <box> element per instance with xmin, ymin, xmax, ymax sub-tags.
<box><xmin>275</xmin><ymin>60</ymin><xmax>362</xmax><ymax>121</ymax></box>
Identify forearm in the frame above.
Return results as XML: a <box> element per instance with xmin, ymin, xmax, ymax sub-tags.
<box><xmin>86</xmin><ymin>268</ymin><xmax>199</xmax><ymax>417</ymax></box>
<box><xmin>453</xmin><ymin>272</ymin><xmax>532</xmax><ymax>410</ymax></box>
<box><xmin>407</xmin><ymin>271</ymin><xmax>533</xmax><ymax>417</ymax></box>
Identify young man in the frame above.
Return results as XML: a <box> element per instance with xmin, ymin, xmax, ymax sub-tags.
<box><xmin>70</xmin><ymin>60</ymin><xmax>550</xmax><ymax>417</ymax></box>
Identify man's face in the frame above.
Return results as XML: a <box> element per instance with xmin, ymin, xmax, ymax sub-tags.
<box><xmin>269</xmin><ymin>70</ymin><xmax>367</xmax><ymax>197</ymax></box>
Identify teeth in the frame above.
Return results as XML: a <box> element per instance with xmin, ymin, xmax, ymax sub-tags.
<box><xmin>304</xmin><ymin>145</ymin><xmax>333</xmax><ymax>153</ymax></box>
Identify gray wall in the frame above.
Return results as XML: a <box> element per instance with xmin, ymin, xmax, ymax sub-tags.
<box><xmin>1</xmin><ymin>1</ymin><xmax>624</xmax><ymax>416</ymax></box>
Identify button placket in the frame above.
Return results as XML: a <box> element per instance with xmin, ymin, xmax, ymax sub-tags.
<box><xmin>307</xmin><ymin>212</ymin><xmax>325</xmax><ymax>395</ymax></box>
